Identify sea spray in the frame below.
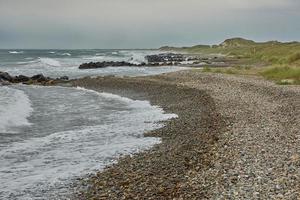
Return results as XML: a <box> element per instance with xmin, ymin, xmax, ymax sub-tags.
<box><xmin>0</xmin><ymin>86</ymin><xmax>33</xmax><ymax>133</ymax></box>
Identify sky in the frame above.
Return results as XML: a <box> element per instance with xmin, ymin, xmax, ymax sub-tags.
<box><xmin>0</xmin><ymin>0</ymin><xmax>299</xmax><ymax>49</ymax></box>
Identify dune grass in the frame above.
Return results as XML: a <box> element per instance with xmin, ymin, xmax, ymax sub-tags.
<box><xmin>260</xmin><ymin>66</ymin><xmax>300</xmax><ymax>85</ymax></box>
<box><xmin>201</xmin><ymin>66</ymin><xmax>300</xmax><ymax>85</ymax></box>
<box><xmin>161</xmin><ymin>38</ymin><xmax>300</xmax><ymax>67</ymax></box>
<box><xmin>163</xmin><ymin>38</ymin><xmax>300</xmax><ymax>85</ymax></box>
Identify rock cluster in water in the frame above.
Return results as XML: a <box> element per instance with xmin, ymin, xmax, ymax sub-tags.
<box><xmin>79</xmin><ymin>61</ymin><xmax>147</xmax><ymax>69</ymax></box>
<box><xmin>145</xmin><ymin>53</ymin><xmax>186</xmax><ymax>63</ymax></box>
<box><xmin>78</xmin><ymin>53</ymin><xmax>204</xmax><ymax>69</ymax></box>
<box><xmin>0</xmin><ymin>71</ymin><xmax>69</xmax><ymax>85</ymax></box>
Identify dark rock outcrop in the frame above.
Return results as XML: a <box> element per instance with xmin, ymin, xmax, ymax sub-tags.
<box><xmin>14</xmin><ymin>75</ymin><xmax>30</xmax><ymax>82</ymax></box>
<box><xmin>0</xmin><ymin>71</ymin><xmax>14</xmax><ymax>82</ymax></box>
<box><xmin>56</xmin><ymin>76</ymin><xmax>69</xmax><ymax>81</ymax></box>
<box><xmin>0</xmin><ymin>71</ymin><xmax>69</xmax><ymax>85</ymax></box>
<box><xmin>79</xmin><ymin>61</ymin><xmax>145</xmax><ymax>69</ymax></box>
<box><xmin>145</xmin><ymin>53</ymin><xmax>185</xmax><ymax>63</ymax></box>
<box><xmin>31</xmin><ymin>74</ymin><xmax>48</xmax><ymax>82</ymax></box>
<box><xmin>78</xmin><ymin>53</ymin><xmax>213</xmax><ymax>70</ymax></box>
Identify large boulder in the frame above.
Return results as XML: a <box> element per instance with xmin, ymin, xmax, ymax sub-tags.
<box><xmin>0</xmin><ymin>78</ymin><xmax>11</xmax><ymax>85</ymax></box>
<box><xmin>0</xmin><ymin>71</ymin><xmax>14</xmax><ymax>82</ymax></box>
<box><xmin>31</xmin><ymin>74</ymin><xmax>48</xmax><ymax>82</ymax></box>
<box><xmin>79</xmin><ymin>61</ymin><xmax>136</xmax><ymax>69</ymax></box>
<box><xmin>14</xmin><ymin>75</ymin><xmax>30</xmax><ymax>82</ymax></box>
<box><xmin>0</xmin><ymin>71</ymin><xmax>69</xmax><ymax>85</ymax></box>
<box><xmin>145</xmin><ymin>53</ymin><xmax>185</xmax><ymax>63</ymax></box>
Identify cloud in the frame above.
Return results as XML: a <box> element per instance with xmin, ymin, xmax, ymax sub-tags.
<box><xmin>0</xmin><ymin>0</ymin><xmax>299</xmax><ymax>48</ymax></box>
<box><xmin>224</xmin><ymin>0</ymin><xmax>295</xmax><ymax>9</ymax></box>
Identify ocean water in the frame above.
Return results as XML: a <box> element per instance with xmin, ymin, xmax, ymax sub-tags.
<box><xmin>0</xmin><ymin>49</ymin><xmax>186</xmax><ymax>78</ymax></box>
<box><xmin>0</xmin><ymin>50</ymin><xmax>180</xmax><ymax>199</ymax></box>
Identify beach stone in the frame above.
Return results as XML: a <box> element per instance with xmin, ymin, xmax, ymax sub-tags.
<box><xmin>71</xmin><ymin>70</ymin><xmax>300</xmax><ymax>199</ymax></box>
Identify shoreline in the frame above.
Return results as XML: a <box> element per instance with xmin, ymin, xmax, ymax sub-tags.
<box><xmin>71</xmin><ymin>69</ymin><xmax>300</xmax><ymax>199</ymax></box>
<box><xmin>71</xmin><ymin>71</ymin><xmax>225</xmax><ymax>199</ymax></box>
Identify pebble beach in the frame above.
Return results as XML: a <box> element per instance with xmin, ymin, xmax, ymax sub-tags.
<box><xmin>71</xmin><ymin>69</ymin><xmax>300</xmax><ymax>199</ymax></box>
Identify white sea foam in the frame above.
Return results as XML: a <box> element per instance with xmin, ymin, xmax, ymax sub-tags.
<box><xmin>82</xmin><ymin>50</ymin><xmax>154</xmax><ymax>65</ymax></box>
<box><xmin>0</xmin><ymin>85</ymin><xmax>177</xmax><ymax>199</ymax></box>
<box><xmin>39</xmin><ymin>57</ymin><xmax>61</xmax><ymax>67</ymax></box>
<box><xmin>17</xmin><ymin>57</ymin><xmax>61</xmax><ymax>67</ymax></box>
<box><xmin>61</xmin><ymin>53</ymin><xmax>71</xmax><ymax>56</ymax></box>
<box><xmin>17</xmin><ymin>60</ymin><xmax>38</xmax><ymax>65</ymax></box>
<box><xmin>76</xmin><ymin>86</ymin><xmax>138</xmax><ymax>104</ymax></box>
<box><xmin>75</xmin><ymin>87</ymin><xmax>151</xmax><ymax>110</ymax></box>
<box><xmin>0</xmin><ymin>87</ymin><xmax>33</xmax><ymax>133</ymax></box>
<box><xmin>82</xmin><ymin>55</ymin><xmax>119</xmax><ymax>61</ymax></box>
<box><xmin>9</xmin><ymin>51</ymin><xmax>23</xmax><ymax>54</ymax></box>
<box><xmin>49</xmin><ymin>51</ymin><xmax>56</xmax><ymax>54</ymax></box>
<box><xmin>95</xmin><ymin>53</ymin><xmax>105</xmax><ymax>56</ymax></box>
<box><xmin>1</xmin><ymin>49</ymin><xmax>187</xmax><ymax>80</ymax></box>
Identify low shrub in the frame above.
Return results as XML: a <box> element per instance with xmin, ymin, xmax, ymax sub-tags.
<box><xmin>288</xmin><ymin>52</ymin><xmax>300</xmax><ymax>63</ymax></box>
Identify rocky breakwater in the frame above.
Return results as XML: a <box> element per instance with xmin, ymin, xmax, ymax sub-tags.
<box><xmin>0</xmin><ymin>71</ymin><xmax>69</xmax><ymax>86</ymax></box>
<box><xmin>146</xmin><ymin>53</ymin><xmax>233</xmax><ymax>67</ymax></box>
<box><xmin>145</xmin><ymin>53</ymin><xmax>186</xmax><ymax>63</ymax></box>
<box><xmin>78</xmin><ymin>53</ymin><xmax>203</xmax><ymax>69</ymax></box>
<box><xmin>79</xmin><ymin>61</ymin><xmax>147</xmax><ymax>69</ymax></box>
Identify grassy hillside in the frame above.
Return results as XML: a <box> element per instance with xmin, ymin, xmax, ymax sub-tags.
<box><xmin>160</xmin><ymin>38</ymin><xmax>300</xmax><ymax>66</ymax></box>
<box><xmin>161</xmin><ymin>38</ymin><xmax>300</xmax><ymax>84</ymax></box>
<box><xmin>200</xmin><ymin>65</ymin><xmax>300</xmax><ymax>85</ymax></box>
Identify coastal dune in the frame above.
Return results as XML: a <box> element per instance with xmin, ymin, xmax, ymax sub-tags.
<box><xmin>72</xmin><ymin>70</ymin><xmax>300</xmax><ymax>199</ymax></box>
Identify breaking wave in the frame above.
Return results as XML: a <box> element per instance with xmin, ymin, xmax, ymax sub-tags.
<box><xmin>0</xmin><ymin>87</ymin><xmax>33</xmax><ymax>133</ymax></box>
<box><xmin>9</xmin><ymin>51</ymin><xmax>23</xmax><ymax>54</ymax></box>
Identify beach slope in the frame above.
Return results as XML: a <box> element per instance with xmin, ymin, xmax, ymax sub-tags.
<box><xmin>73</xmin><ymin>70</ymin><xmax>300</xmax><ymax>199</ymax></box>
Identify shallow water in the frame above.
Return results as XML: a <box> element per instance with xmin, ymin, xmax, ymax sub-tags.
<box><xmin>0</xmin><ymin>85</ymin><xmax>177</xmax><ymax>199</ymax></box>
<box><xmin>0</xmin><ymin>49</ymin><xmax>181</xmax><ymax>199</ymax></box>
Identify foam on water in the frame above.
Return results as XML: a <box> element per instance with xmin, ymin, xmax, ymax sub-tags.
<box><xmin>0</xmin><ymin>49</ymin><xmax>186</xmax><ymax>199</ymax></box>
<box><xmin>0</xmin><ymin>49</ymin><xmax>187</xmax><ymax>79</ymax></box>
<box><xmin>8</xmin><ymin>51</ymin><xmax>23</xmax><ymax>54</ymax></box>
<box><xmin>119</xmin><ymin>50</ymin><xmax>149</xmax><ymax>64</ymax></box>
<box><xmin>38</xmin><ymin>57</ymin><xmax>61</xmax><ymax>67</ymax></box>
<box><xmin>0</xmin><ymin>85</ymin><xmax>177</xmax><ymax>199</ymax></box>
<box><xmin>76</xmin><ymin>86</ymin><xmax>143</xmax><ymax>105</ymax></box>
<box><xmin>61</xmin><ymin>53</ymin><xmax>71</xmax><ymax>56</ymax></box>
<box><xmin>82</xmin><ymin>50</ymin><xmax>155</xmax><ymax>65</ymax></box>
<box><xmin>0</xmin><ymin>87</ymin><xmax>33</xmax><ymax>133</ymax></box>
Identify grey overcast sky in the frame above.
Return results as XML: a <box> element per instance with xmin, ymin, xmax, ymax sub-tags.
<box><xmin>0</xmin><ymin>0</ymin><xmax>299</xmax><ymax>49</ymax></box>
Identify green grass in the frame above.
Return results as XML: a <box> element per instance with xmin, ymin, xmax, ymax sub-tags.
<box><xmin>164</xmin><ymin>37</ymin><xmax>300</xmax><ymax>85</ymax></box>
<box><xmin>202</xmin><ymin>66</ymin><xmax>212</xmax><ymax>72</ymax></box>
<box><xmin>288</xmin><ymin>52</ymin><xmax>300</xmax><ymax>64</ymax></box>
<box><xmin>160</xmin><ymin>38</ymin><xmax>300</xmax><ymax>66</ymax></box>
<box><xmin>260</xmin><ymin>66</ymin><xmax>300</xmax><ymax>85</ymax></box>
<box><xmin>200</xmin><ymin>66</ymin><xmax>300</xmax><ymax>85</ymax></box>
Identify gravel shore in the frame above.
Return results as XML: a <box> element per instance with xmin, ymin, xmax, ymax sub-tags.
<box><xmin>72</xmin><ymin>70</ymin><xmax>299</xmax><ymax>199</ymax></box>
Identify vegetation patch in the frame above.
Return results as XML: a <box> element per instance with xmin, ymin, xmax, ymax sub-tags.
<box><xmin>161</xmin><ymin>38</ymin><xmax>300</xmax><ymax>67</ymax></box>
<box><xmin>260</xmin><ymin>66</ymin><xmax>300</xmax><ymax>85</ymax></box>
<box><xmin>288</xmin><ymin>52</ymin><xmax>300</xmax><ymax>64</ymax></box>
<box><xmin>201</xmin><ymin>66</ymin><xmax>300</xmax><ymax>85</ymax></box>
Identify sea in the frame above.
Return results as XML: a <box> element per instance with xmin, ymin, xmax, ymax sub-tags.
<box><xmin>0</xmin><ymin>49</ymin><xmax>184</xmax><ymax>199</ymax></box>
